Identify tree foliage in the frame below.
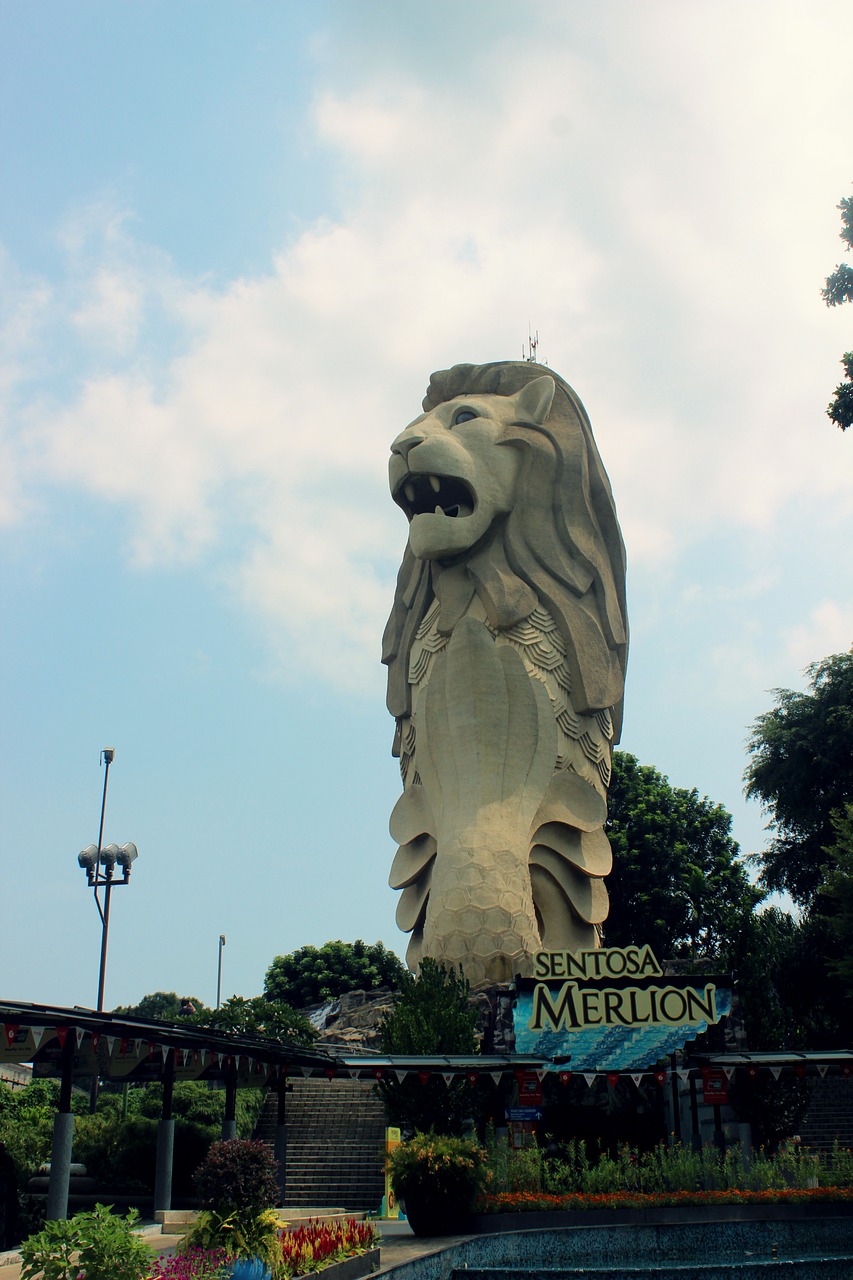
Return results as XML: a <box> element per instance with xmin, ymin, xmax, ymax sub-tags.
<box><xmin>745</xmin><ymin>649</ymin><xmax>853</xmax><ymax>909</ymax></box>
<box><xmin>818</xmin><ymin>800</ymin><xmax>853</xmax><ymax>995</ymax></box>
<box><xmin>263</xmin><ymin>939</ymin><xmax>407</xmax><ymax>1008</ymax></box>
<box><xmin>377</xmin><ymin>958</ymin><xmax>479</xmax><ymax>1135</ymax></box>
<box><xmin>199</xmin><ymin>995</ymin><xmax>316</xmax><ymax>1046</ymax></box>
<box><xmin>604</xmin><ymin>752</ymin><xmax>761</xmax><ymax>957</ymax></box>
<box><xmin>112</xmin><ymin>992</ymin><xmax>208</xmax><ymax>1021</ymax></box>
<box><xmin>822</xmin><ymin>192</ymin><xmax>853</xmax><ymax>430</ymax></box>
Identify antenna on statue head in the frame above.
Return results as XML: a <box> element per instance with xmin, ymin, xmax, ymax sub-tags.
<box><xmin>523</xmin><ymin>327</ymin><xmax>546</xmax><ymax>365</ymax></box>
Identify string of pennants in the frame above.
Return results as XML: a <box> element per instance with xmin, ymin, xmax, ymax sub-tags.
<box><xmin>4</xmin><ymin>1024</ymin><xmax>851</xmax><ymax>1085</ymax></box>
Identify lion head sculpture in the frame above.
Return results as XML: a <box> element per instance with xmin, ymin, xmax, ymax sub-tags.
<box><xmin>382</xmin><ymin>361</ymin><xmax>628</xmax><ymax>986</ymax></box>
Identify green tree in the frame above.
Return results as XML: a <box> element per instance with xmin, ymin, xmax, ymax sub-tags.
<box><xmin>112</xmin><ymin>992</ymin><xmax>209</xmax><ymax>1021</ymax></box>
<box><xmin>605</xmin><ymin>752</ymin><xmax>761</xmax><ymax>957</ymax></box>
<box><xmin>377</xmin><ymin>958</ymin><xmax>479</xmax><ymax>1136</ymax></box>
<box><xmin>744</xmin><ymin>649</ymin><xmax>853</xmax><ymax>909</ymax></box>
<box><xmin>263</xmin><ymin>940</ymin><xmax>407</xmax><ymax>1007</ymax></box>
<box><xmin>200</xmin><ymin>995</ymin><xmax>316</xmax><ymax>1046</ymax></box>
<box><xmin>818</xmin><ymin>800</ymin><xmax>853</xmax><ymax>994</ymax></box>
<box><xmin>822</xmin><ymin>191</ymin><xmax>853</xmax><ymax>431</ymax></box>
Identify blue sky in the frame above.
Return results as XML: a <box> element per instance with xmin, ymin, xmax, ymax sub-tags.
<box><xmin>2</xmin><ymin>1</ymin><xmax>853</xmax><ymax>1012</ymax></box>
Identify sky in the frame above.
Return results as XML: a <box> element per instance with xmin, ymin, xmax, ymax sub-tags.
<box><xmin>2</xmin><ymin>0</ymin><xmax>852</xmax><ymax>1014</ymax></box>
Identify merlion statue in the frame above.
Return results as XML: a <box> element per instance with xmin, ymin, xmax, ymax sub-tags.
<box><xmin>382</xmin><ymin>361</ymin><xmax>628</xmax><ymax>987</ymax></box>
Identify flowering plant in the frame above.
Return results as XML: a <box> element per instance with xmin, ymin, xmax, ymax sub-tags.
<box><xmin>149</xmin><ymin>1247</ymin><xmax>229</xmax><ymax>1278</ymax></box>
<box><xmin>278</xmin><ymin>1217</ymin><xmax>379</xmax><ymax>1278</ymax></box>
<box><xmin>388</xmin><ymin>1132</ymin><xmax>485</xmax><ymax>1209</ymax></box>
<box><xmin>481</xmin><ymin>1186</ymin><xmax>853</xmax><ymax>1213</ymax></box>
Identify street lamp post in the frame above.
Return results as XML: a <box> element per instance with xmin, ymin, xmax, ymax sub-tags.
<box><xmin>77</xmin><ymin>749</ymin><xmax>139</xmax><ymax>1012</ymax></box>
<box><xmin>216</xmin><ymin>934</ymin><xmax>226</xmax><ymax>1009</ymax></box>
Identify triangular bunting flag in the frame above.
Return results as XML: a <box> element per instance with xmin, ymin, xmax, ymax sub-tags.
<box><xmin>75</xmin><ymin>1027</ymin><xmax>85</xmax><ymax>1048</ymax></box>
<box><xmin>606</xmin><ymin>1072</ymin><xmax>620</xmax><ymax>1087</ymax></box>
<box><xmin>161</xmin><ymin>1044</ymin><xmax>170</xmax><ymax>1063</ymax></box>
<box><xmin>723</xmin><ymin>1066</ymin><xmax>735</xmax><ymax>1080</ymax></box>
<box><xmin>56</xmin><ymin>1026</ymin><xmax>69</xmax><ymax>1049</ymax></box>
<box><xmin>200</xmin><ymin>1049</ymin><xmax>208</xmax><ymax>1065</ymax></box>
<box><xmin>31</xmin><ymin>1026</ymin><xmax>46</xmax><ymax>1049</ymax></box>
<box><xmin>817</xmin><ymin>1064</ymin><xmax>828</xmax><ymax>1078</ymax></box>
<box><xmin>630</xmin><ymin>1073</ymin><xmax>643</xmax><ymax>1087</ymax></box>
<box><xmin>300</xmin><ymin>1065</ymin><xmax>312</xmax><ymax>1077</ymax></box>
<box><xmin>559</xmin><ymin>1070</ymin><xmax>572</xmax><ymax>1085</ymax></box>
<box><xmin>747</xmin><ymin>1066</ymin><xmax>759</xmax><ymax>1079</ymax></box>
<box><xmin>490</xmin><ymin>1072</ymin><xmax>504</xmax><ymax>1086</ymax></box>
<box><xmin>843</xmin><ymin>1065</ymin><xmax>851</xmax><ymax>1078</ymax></box>
<box><xmin>535</xmin><ymin>1069</ymin><xmax>546</xmax><ymax>1082</ymax></box>
<box><xmin>583</xmin><ymin>1073</ymin><xmax>596</xmax><ymax>1087</ymax></box>
<box><xmin>324</xmin><ymin>1067</ymin><xmax>337</xmax><ymax>1081</ymax></box>
<box><xmin>3</xmin><ymin>1024</ymin><xmax>19</xmax><ymax>1049</ymax></box>
<box><xmin>372</xmin><ymin>1068</ymin><xmax>384</xmax><ymax>1081</ymax></box>
<box><xmin>235</xmin><ymin>1055</ymin><xmax>243</xmax><ymax>1071</ymax></box>
<box><xmin>677</xmin><ymin>1069</ymin><xmax>690</xmax><ymax>1081</ymax></box>
<box><xmin>91</xmin><ymin>1033</ymin><xmax>101</xmax><ymax>1053</ymax></box>
<box><xmin>183</xmin><ymin>1049</ymin><xmax>192</xmax><ymax>1067</ymax></box>
<box><xmin>654</xmin><ymin>1071</ymin><xmax>667</xmax><ymax>1086</ymax></box>
<box><xmin>394</xmin><ymin>1069</ymin><xmax>407</xmax><ymax>1082</ymax></box>
<box><xmin>466</xmin><ymin>1072</ymin><xmax>478</xmax><ymax>1085</ymax></box>
<box><xmin>442</xmin><ymin>1073</ymin><xmax>454</xmax><ymax>1085</ymax></box>
<box><xmin>418</xmin><ymin>1071</ymin><xmax>430</xmax><ymax>1086</ymax></box>
<box><xmin>794</xmin><ymin>1064</ymin><xmax>806</xmax><ymax>1077</ymax></box>
<box><xmin>105</xmin><ymin>1036</ymin><xmax>115</xmax><ymax>1056</ymax></box>
<box><xmin>347</xmin><ymin>1068</ymin><xmax>361</xmax><ymax>1078</ymax></box>
<box><xmin>770</xmin><ymin>1065</ymin><xmax>782</xmax><ymax>1079</ymax></box>
<box><xmin>120</xmin><ymin>1037</ymin><xmax>129</xmax><ymax>1055</ymax></box>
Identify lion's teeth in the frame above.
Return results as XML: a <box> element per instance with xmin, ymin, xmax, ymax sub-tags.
<box><xmin>429</xmin><ymin>475</ymin><xmax>441</xmax><ymax>493</ymax></box>
<box><xmin>405</xmin><ymin>482</ymin><xmax>415</xmax><ymax>503</ymax></box>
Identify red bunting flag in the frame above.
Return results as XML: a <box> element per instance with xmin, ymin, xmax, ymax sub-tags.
<box><xmin>324</xmin><ymin>1067</ymin><xmax>337</xmax><ymax>1081</ymax></box>
<box><xmin>56</xmin><ymin>1026</ymin><xmax>69</xmax><ymax>1048</ymax></box>
<box><xmin>418</xmin><ymin>1071</ymin><xmax>430</xmax><ymax>1086</ymax></box>
<box><xmin>3</xmin><ymin>1024</ymin><xmax>19</xmax><ymax>1049</ymax></box>
<box><xmin>654</xmin><ymin>1070</ymin><xmax>667</xmax><ymax>1086</ymax></box>
<box><xmin>794</xmin><ymin>1064</ymin><xmax>806</xmax><ymax>1078</ymax></box>
<box><xmin>606</xmin><ymin>1072</ymin><xmax>620</xmax><ymax>1088</ymax></box>
<box><xmin>559</xmin><ymin>1071</ymin><xmax>572</xmax><ymax>1085</ymax></box>
<box><xmin>91</xmin><ymin>1033</ymin><xmax>101</xmax><ymax>1053</ymax></box>
<box><xmin>748</xmin><ymin>1066</ymin><xmax>759</xmax><ymax>1079</ymax></box>
<box><xmin>372</xmin><ymin>1068</ymin><xmax>385</xmax><ymax>1081</ymax></box>
<box><xmin>843</xmin><ymin>1064</ymin><xmax>851</xmax><ymax>1079</ymax></box>
<box><xmin>466</xmin><ymin>1072</ymin><xmax>478</xmax><ymax>1085</ymax></box>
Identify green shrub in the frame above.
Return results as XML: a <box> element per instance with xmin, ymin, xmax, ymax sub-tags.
<box><xmin>194</xmin><ymin>1139</ymin><xmax>280</xmax><ymax>1214</ymax></box>
<box><xmin>19</xmin><ymin>1203</ymin><xmax>152</xmax><ymax>1280</ymax></box>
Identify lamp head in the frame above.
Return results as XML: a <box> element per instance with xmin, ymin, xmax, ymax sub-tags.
<box><xmin>78</xmin><ymin>845</ymin><xmax>99</xmax><ymax>884</ymax></box>
<box><xmin>115</xmin><ymin>842</ymin><xmax>138</xmax><ymax>879</ymax></box>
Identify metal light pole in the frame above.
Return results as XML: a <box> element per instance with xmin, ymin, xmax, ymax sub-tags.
<box><xmin>77</xmin><ymin>749</ymin><xmax>139</xmax><ymax>1011</ymax></box>
<box><xmin>216</xmin><ymin>934</ymin><xmax>226</xmax><ymax>1009</ymax></box>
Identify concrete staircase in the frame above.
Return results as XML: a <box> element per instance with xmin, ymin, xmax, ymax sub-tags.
<box><xmin>254</xmin><ymin>1078</ymin><xmax>387</xmax><ymax>1213</ymax></box>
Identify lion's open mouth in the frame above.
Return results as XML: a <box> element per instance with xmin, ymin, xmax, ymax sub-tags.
<box><xmin>394</xmin><ymin>473</ymin><xmax>475</xmax><ymax>521</ymax></box>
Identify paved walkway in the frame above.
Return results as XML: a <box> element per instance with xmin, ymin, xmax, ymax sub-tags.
<box><xmin>0</xmin><ymin>1218</ymin><xmax>466</xmax><ymax>1280</ymax></box>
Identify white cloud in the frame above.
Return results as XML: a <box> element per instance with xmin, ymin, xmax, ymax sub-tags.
<box><xmin>3</xmin><ymin>1</ymin><xmax>853</xmax><ymax>688</ymax></box>
<box><xmin>785</xmin><ymin>602</ymin><xmax>853</xmax><ymax>670</ymax></box>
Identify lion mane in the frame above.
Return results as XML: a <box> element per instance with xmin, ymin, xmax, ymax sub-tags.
<box><xmin>382</xmin><ymin>360</ymin><xmax>628</xmax><ymax>735</ymax></box>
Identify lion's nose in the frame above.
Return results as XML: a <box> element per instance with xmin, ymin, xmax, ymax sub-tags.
<box><xmin>390</xmin><ymin>431</ymin><xmax>425</xmax><ymax>461</ymax></box>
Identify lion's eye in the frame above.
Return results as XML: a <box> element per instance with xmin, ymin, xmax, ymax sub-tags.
<box><xmin>453</xmin><ymin>409</ymin><xmax>477</xmax><ymax>425</ymax></box>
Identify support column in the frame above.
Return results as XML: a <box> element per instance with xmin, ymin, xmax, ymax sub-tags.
<box><xmin>46</xmin><ymin>1033</ymin><xmax>75</xmax><ymax>1221</ymax></box>
<box><xmin>221</xmin><ymin>1062</ymin><xmax>238</xmax><ymax>1140</ymax></box>
<box><xmin>154</xmin><ymin>1049</ymin><xmax>176</xmax><ymax>1213</ymax></box>
<box><xmin>274</xmin><ymin>1068</ymin><xmax>288</xmax><ymax>1207</ymax></box>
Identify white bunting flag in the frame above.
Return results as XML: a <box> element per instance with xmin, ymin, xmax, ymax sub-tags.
<box><xmin>583</xmin><ymin>1074</ymin><xmax>596</xmax><ymax>1087</ymax></box>
<box><xmin>535</xmin><ymin>1070</ymin><xmax>546</xmax><ymax>1082</ymax></box>
<box><xmin>394</xmin><ymin>1070</ymin><xmax>408</xmax><ymax>1082</ymax></box>
<box><xmin>490</xmin><ymin>1072</ymin><xmax>503</xmax><ymax>1086</ymax></box>
<box><xmin>630</xmin><ymin>1073</ymin><xmax>643</xmax><ymax>1087</ymax></box>
<box><xmin>31</xmin><ymin>1027</ymin><xmax>46</xmax><ymax>1050</ymax></box>
<box><xmin>442</xmin><ymin>1073</ymin><xmax>454</xmax><ymax>1086</ymax></box>
<box><xmin>677</xmin><ymin>1069</ymin><xmax>690</xmax><ymax>1082</ymax></box>
<box><xmin>106</xmin><ymin>1037</ymin><xmax>115</xmax><ymax>1056</ymax></box>
<box><xmin>723</xmin><ymin>1066</ymin><xmax>735</xmax><ymax>1080</ymax></box>
<box><xmin>300</xmin><ymin>1066</ymin><xmax>313</xmax><ymax>1077</ymax></box>
<box><xmin>817</xmin><ymin>1064</ymin><xmax>828</xmax><ymax>1078</ymax></box>
<box><xmin>75</xmin><ymin>1027</ymin><xmax>85</xmax><ymax>1047</ymax></box>
<box><xmin>161</xmin><ymin>1045</ymin><xmax>170</xmax><ymax>1063</ymax></box>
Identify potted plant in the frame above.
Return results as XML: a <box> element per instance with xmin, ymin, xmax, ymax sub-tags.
<box><xmin>388</xmin><ymin>1133</ymin><xmax>485</xmax><ymax>1237</ymax></box>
